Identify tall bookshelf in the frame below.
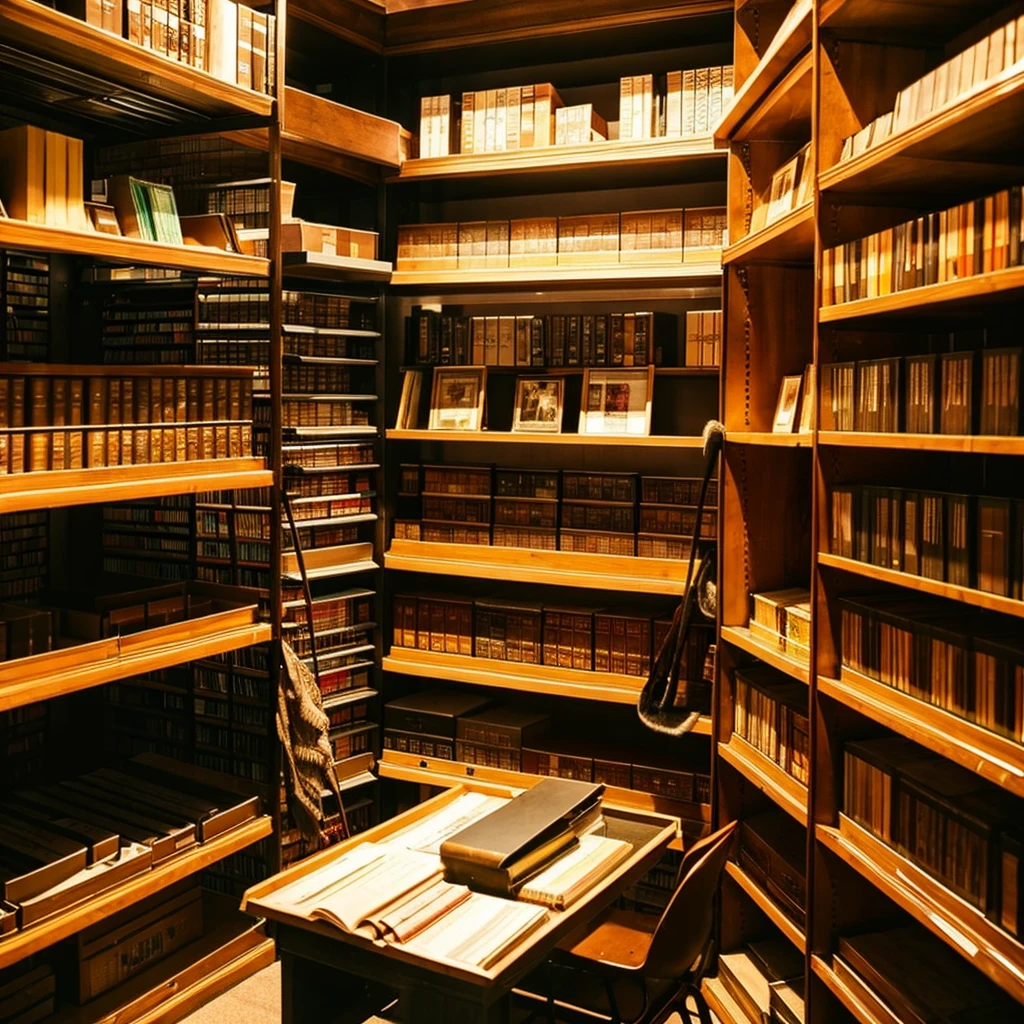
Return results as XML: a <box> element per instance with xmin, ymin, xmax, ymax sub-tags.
<box><xmin>708</xmin><ymin>1</ymin><xmax>1024</xmax><ymax>1022</ymax></box>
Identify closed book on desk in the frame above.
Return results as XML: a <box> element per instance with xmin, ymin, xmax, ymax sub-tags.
<box><xmin>441</xmin><ymin>778</ymin><xmax>602</xmax><ymax>895</ymax></box>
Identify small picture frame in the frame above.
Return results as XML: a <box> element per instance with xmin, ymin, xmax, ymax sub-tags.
<box><xmin>579</xmin><ymin>366</ymin><xmax>654</xmax><ymax>436</ymax></box>
<box><xmin>512</xmin><ymin>376</ymin><xmax>564</xmax><ymax>434</ymax></box>
<box><xmin>765</xmin><ymin>152</ymin><xmax>802</xmax><ymax>226</ymax></box>
<box><xmin>794</xmin><ymin>142</ymin><xmax>814</xmax><ymax>209</ymax></box>
<box><xmin>85</xmin><ymin>202</ymin><xmax>122</xmax><ymax>235</ymax></box>
<box><xmin>429</xmin><ymin>366</ymin><xmax>487</xmax><ymax>432</ymax></box>
<box><xmin>396</xmin><ymin>369</ymin><xmax>425</xmax><ymax>430</ymax></box>
<box><xmin>773</xmin><ymin>375</ymin><xmax>804</xmax><ymax>433</ymax></box>
<box><xmin>798</xmin><ymin>364</ymin><xmax>815</xmax><ymax>433</ymax></box>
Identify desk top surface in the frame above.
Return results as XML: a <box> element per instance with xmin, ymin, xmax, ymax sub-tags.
<box><xmin>242</xmin><ymin>782</ymin><xmax>678</xmax><ymax>991</ymax></box>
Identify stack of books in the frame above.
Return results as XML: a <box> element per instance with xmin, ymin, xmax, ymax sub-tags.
<box><xmin>733</xmin><ymin>666</ymin><xmax>809</xmax><ymax>784</ymax></box>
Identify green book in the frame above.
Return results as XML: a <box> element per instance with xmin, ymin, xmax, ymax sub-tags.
<box><xmin>129</xmin><ymin>179</ymin><xmax>156</xmax><ymax>241</ymax></box>
<box><xmin>145</xmin><ymin>182</ymin><xmax>183</xmax><ymax>246</ymax></box>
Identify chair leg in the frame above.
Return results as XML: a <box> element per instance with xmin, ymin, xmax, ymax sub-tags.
<box><xmin>677</xmin><ymin>983</ymin><xmax>712</xmax><ymax>1024</ymax></box>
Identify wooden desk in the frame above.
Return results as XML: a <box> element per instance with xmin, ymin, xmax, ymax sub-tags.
<box><xmin>242</xmin><ymin>784</ymin><xmax>678</xmax><ymax>1024</ymax></box>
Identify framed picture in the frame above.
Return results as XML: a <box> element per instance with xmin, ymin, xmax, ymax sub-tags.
<box><xmin>765</xmin><ymin>152</ymin><xmax>802</xmax><ymax>225</ymax></box>
<box><xmin>396</xmin><ymin>369</ymin><xmax>424</xmax><ymax>429</ymax></box>
<box><xmin>429</xmin><ymin>366</ymin><xmax>487</xmax><ymax>431</ymax></box>
<box><xmin>773</xmin><ymin>375</ymin><xmax>804</xmax><ymax>433</ymax></box>
<box><xmin>512</xmin><ymin>376</ymin><xmax>564</xmax><ymax>434</ymax></box>
<box><xmin>85</xmin><ymin>202</ymin><xmax>121</xmax><ymax>235</ymax></box>
<box><xmin>798</xmin><ymin>363</ymin><xmax>815</xmax><ymax>433</ymax></box>
<box><xmin>794</xmin><ymin>143</ymin><xmax>814</xmax><ymax>209</ymax></box>
<box><xmin>579</xmin><ymin>366</ymin><xmax>654</xmax><ymax>436</ymax></box>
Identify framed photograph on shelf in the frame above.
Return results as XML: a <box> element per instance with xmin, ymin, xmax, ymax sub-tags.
<box><xmin>798</xmin><ymin>364</ymin><xmax>815</xmax><ymax>433</ymax></box>
<box><xmin>512</xmin><ymin>377</ymin><xmax>564</xmax><ymax>434</ymax></box>
<box><xmin>579</xmin><ymin>366</ymin><xmax>654</xmax><ymax>436</ymax></box>
<box><xmin>794</xmin><ymin>143</ymin><xmax>814</xmax><ymax>209</ymax></box>
<box><xmin>429</xmin><ymin>366</ymin><xmax>487</xmax><ymax>431</ymax></box>
<box><xmin>773</xmin><ymin>375</ymin><xmax>804</xmax><ymax>433</ymax></box>
<box><xmin>395</xmin><ymin>369</ymin><xmax>425</xmax><ymax>429</ymax></box>
<box><xmin>765</xmin><ymin>152</ymin><xmax>801</xmax><ymax>225</ymax></box>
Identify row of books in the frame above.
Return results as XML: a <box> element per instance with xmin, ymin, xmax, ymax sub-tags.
<box><xmin>406</xmin><ymin>309</ymin><xmax>722</xmax><ymax>369</ymax></box>
<box><xmin>0</xmin><ymin>754</ymin><xmax>259</xmax><ymax>935</ymax></box>
<box><xmin>735</xmin><ymin>810</ymin><xmax>805</xmax><ymax>927</ymax></box>
<box><xmin>0</xmin><ymin>512</ymin><xmax>47</xmax><ymax>603</ymax></box>
<box><xmin>733</xmin><ymin>666</ymin><xmax>809</xmax><ymax>785</ymax></box>
<box><xmin>844</xmin><ymin>735</ymin><xmax>1022</xmax><ymax>938</ymax></box>
<box><xmin>392</xmin><ymin>593</ymin><xmax>711</xmax><ymax>679</ymax></box>
<box><xmin>821</xmin><ymin>186</ymin><xmax>1023</xmax><ymax>306</ymax></box>
<box><xmin>619</xmin><ymin>68</ymin><xmax>734</xmax><ymax>140</ymax></box>
<box><xmin>840</xmin><ymin>13</ymin><xmax>1024</xmax><ymax>165</ymax></box>
<box><xmin>197</xmin><ymin>286</ymin><xmax>376</xmax><ymax>330</ymax></box>
<box><xmin>2</xmin><ymin>253</ymin><xmax>49</xmax><ymax>362</ymax></box>
<box><xmin>718</xmin><ymin>936</ymin><xmax>804</xmax><ymax>1024</ymax></box>
<box><xmin>382</xmin><ymin>690</ymin><xmax>711</xmax><ymax>803</ymax></box>
<box><xmin>840</xmin><ymin>594</ymin><xmax>1024</xmax><ymax>744</ymax></box>
<box><xmin>830</xmin><ymin>484</ymin><xmax>1023</xmax><ymax>597</ymax></box>
<box><xmin>821</xmin><ymin>348</ymin><xmax>1021</xmax><ymax>436</ymax></box>
<box><xmin>396</xmin><ymin>208</ymin><xmax>728</xmax><ymax>272</ymax></box>
<box><xmin>748</xmin><ymin>588</ymin><xmax>811</xmax><ymax>664</ymax></box>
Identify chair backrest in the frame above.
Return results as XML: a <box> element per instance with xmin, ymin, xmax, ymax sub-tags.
<box><xmin>642</xmin><ymin>820</ymin><xmax>738</xmax><ymax>980</ymax></box>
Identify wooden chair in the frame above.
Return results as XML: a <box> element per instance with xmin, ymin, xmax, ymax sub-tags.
<box><xmin>517</xmin><ymin>821</ymin><xmax>738</xmax><ymax>1024</ymax></box>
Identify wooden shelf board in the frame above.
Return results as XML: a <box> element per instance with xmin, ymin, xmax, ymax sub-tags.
<box><xmin>0</xmin><ymin>220</ymin><xmax>269</xmax><ymax>276</ymax></box>
<box><xmin>384</xmin><ymin>538</ymin><xmax>694</xmax><ymax>594</ymax></box>
<box><xmin>721</xmin><ymin>626</ymin><xmax>810</xmax><ymax>684</ymax></box>
<box><xmin>282</xmin><ymin>252</ymin><xmax>394</xmax><ymax>282</ymax></box>
<box><xmin>818</xmin><ymin>817</ymin><xmax>1024</xmax><ymax>1004</ymax></box>
<box><xmin>392</xmin><ymin>136</ymin><xmax>724</xmax><ymax>183</ymax></box>
<box><xmin>0</xmin><ymin>0</ymin><xmax>274</xmax><ymax>121</ymax></box>
<box><xmin>722</xmin><ymin>202</ymin><xmax>815</xmax><ymax>265</ymax></box>
<box><xmin>820</xmin><ymin>0</ymin><xmax>1013</xmax><ymax>44</ymax></box>
<box><xmin>377</xmin><ymin>749</ymin><xmax>710</xmax><ymax>825</ymax></box>
<box><xmin>0</xmin><ymin>459</ymin><xmax>271</xmax><ymax>515</ymax></box>
<box><xmin>819</xmin><ymin>431</ymin><xmax>1024</xmax><ymax>454</ymax></box>
<box><xmin>702</xmin><ymin>976</ymin><xmax>752</xmax><ymax>1024</ymax></box>
<box><xmin>0</xmin><ymin>817</ymin><xmax>272</xmax><ymax>970</ymax></box>
<box><xmin>386</xmin><ymin>429</ymin><xmax>705</xmax><ymax>447</ymax></box>
<box><xmin>725</xmin><ymin>431</ymin><xmax>813</xmax><ymax>448</ymax></box>
<box><xmin>819</xmin><ymin>266</ymin><xmax>1024</xmax><ymax>323</ymax></box>
<box><xmin>384</xmin><ymin>648</ymin><xmax>710</xmax><ymax>731</ymax></box>
<box><xmin>811</xmin><ymin>955</ymin><xmax>891</xmax><ymax>1024</ymax></box>
<box><xmin>0</xmin><ymin>612</ymin><xmax>270</xmax><ymax>715</ymax></box>
<box><xmin>819</xmin><ymin>671</ymin><xmax>1024</xmax><ymax>799</ymax></box>
<box><xmin>714</xmin><ymin>0</ymin><xmax>812</xmax><ymax>143</ymax></box>
<box><xmin>718</xmin><ymin>736</ymin><xmax>808</xmax><ymax>825</ymax></box>
<box><xmin>724</xmin><ymin>861</ymin><xmax>806</xmax><ymax>952</ymax></box>
<box><xmin>389</xmin><ymin>263</ymin><xmax>723</xmax><ymax>291</ymax></box>
<box><xmin>817</xmin><ymin>552</ymin><xmax>1024</xmax><ymax>619</ymax></box>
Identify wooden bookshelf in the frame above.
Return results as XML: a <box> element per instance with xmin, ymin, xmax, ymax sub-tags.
<box><xmin>818</xmin><ymin>432</ymin><xmax>1024</xmax><ymax>455</ymax></box>
<box><xmin>0</xmin><ymin>220</ymin><xmax>270</xmax><ymax>277</ymax></box>
<box><xmin>718</xmin><ymin>736</ymin><xmax>808</xmax><ymax>826</ymax></box>
<box><xmin>383</xmin><ymin>647</ymin><xmax>711</xmax><ymax>730</ymax></box>
<box><xmin>720</xmin><ymin>625</ymin><xmax>809</xmax><ymax>684</ymax></box>
<box><xmin>282</xmin><ymin>252</ymin><xmax>394</xmax><ymax>282</ymax></box>
<box><xmin>389</xmin><ymin>263</ymin><xmax>723</xmax><ymax>291</ymax></box>
<box><xmin>722</xmin><ymin>201</ymin><xmax>815</xmax><ymax>265</ymax></box>
<box><xmin>724</xmin><ymin>860</ymin><xmax>806</xmax><ymax>952</ymax></box>
<box><xmin>732</xmin><ymin>49</ymin><xmax>814</xmax><ymax>144</ymax></box>
<box><xmin>810</xmin><ymin>955</ymin><xmax>891</xmax><ymax>1024</ymax></box>
<box><xmin>0</xmin><ymin>0</ymin><xmax>274</xmax><ymax>120</ymax></box>
<box><xmin>386</xmin><ymin>429</ymin><xmax>706</xmax><ymax>448</ymax></box>
<box><xmin>0</xmin><ymin>609</ymin><xmax>270</xmax><ymax>715</ymax></box>
<box><xmin>384</xmin><ymin>539</ymin><xmax>695</xmax><ymax>595</ymax></box>
<box><xmin>0</xmin><ymin>817</ymin><xmax>272</xmax><ymax>970</ymax></box>
<box><xmin>819</xmin><ymin>671</ymin><xmax>1024</xmax><ymax>799</ymax></box>
<box><xmin>817</xmin><ymin>551</ymin><xmax>1024</xmax><ymax>619</ymax></box>
<box><xmin>0</xmin><ymin>459</ymin><xmax>272</xmax><ymax>515</ymax></box>
<box><xmin>819</xmin><ymin>0</ymin><xmax>1011</xmax><ymax>44</ymax></box>
<box><xmin>377</xmin><ymin>749</ymin><xmax>711</xmax><ymax>826</ymax></box>
<box><xmin>819</xmin><ymin>817</ymin><xmax>1024</xmax><ymax>1005</ymax></box>
<box><xmin>725</xmin><ymin>431</ymin><xmax>813</xmax><ymax>448</ymax></box>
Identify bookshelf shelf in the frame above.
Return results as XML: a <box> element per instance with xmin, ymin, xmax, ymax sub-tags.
<box><xmin>818</xmin><ymin>817</ymin><xmax>1024</xmax><ymax>1005</ymax></box>
<box><xmin>384</xmin><ymin>539</ymin><xmax>694</xmax><ymax>595</ymax></box>
<box><xmin>383</xmin><ymin>648</ymin><xmax>712</xmax><ymax>729</ymax></box>
<box><xmin>722</xmin><ymin>202</ymin><xmax>815</xmax><ymax>266</ymax></box>
<box><xmin>386</xmin><ymin>429</ymin><xmax>706</xmax><ymax>448</ymax></box>
<box><xmin>724</xmin><ymin>860</ymin><xmax>806</xmax><ymax>952</ymax></box>
<box><xmin>819</xmin><ymin>671</ymin><xmax>1024</xmax><ymax>799</ymax></box>
<box><xmin>282</xmin><ymin>252</ymin><xmax>394</xmax><ymax>283</ymax></box>
<box><xmin>392</xmin><ymin>137</ymin><xmax>725</xmax><ymax>188</ymax></box>
<box><xmin>0</xmin><ymin>220</ymin><xmax>270</xmax><ymax>277</ymax></box>
<box><xmin>0</xmin><ymin>816</ymin><xmax>272</xmax><ymax>970</ymax></box>
<box><xmin>718</xmin><ymin>736</ymin><xmax>808</xmax><ymax>825</ymax></box>
<box><xmin>818</xmin><ymin>431</ymin><xmax>1024</xmax><ymax>455</ymax></box>
<box><xmin>817</xmin><ymin>551</ymin><xmax>1024</xmax><ymax>620</ymax></box>
<box><xmin>721</xmin><ymin>625</ymin><xmax>809</xmax><ymax>684</ymax></box>
<box><xmin>0</xmin><ymin>0</ymin><xmax>274</xmax><ymax>123</ymax></box>
<box><xmin>714</xmin><ymin>0</ymin><xmax>812</xmax><ymax>144</ymax></box>
<box><xmin>377</xmin><ymin>749</ymin><xmax>711</xmax><ymax>825</ymax></box>
<box><xmin>0</xmin><ymin>459</ymin><xmax>272</xmax><ymax>515</ymax></box>
<box><xmin>389</xmin><ymin>263</ymin><xmax>723</xmax><ymax>291</ymax></box>
<box><xmin>811</xmin><ymin>955</ymin><xmax>890</xmax><ymax>1024</ymax></box>
<box><xmin>819</xmin><ymin>0</ymin><xmax>1011</xmax><ymax>42</ymax></box>
<box><xmin>725</xmin><ymin>431</ymin><xmax>813</xmax><ymax>448</ymax></box>
<box><xmin>818</xmin><ymin>64</ymin><xmax>1024</xmax><ymax>199</ymax></box>
<box><xmin>0</xmin><ymin>610</ymin><xmax>270</xmax><ymax>715</ymax></box>
<box><xmin>819</xmin><ymin>265</ymin><xmax>1024</xmax><ymax>323</ymax></box>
